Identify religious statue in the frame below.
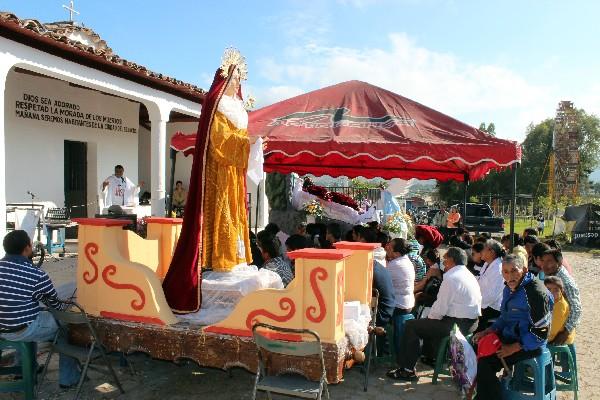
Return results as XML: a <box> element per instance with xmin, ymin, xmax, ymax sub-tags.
<box><xmin>162</xmin><ymin>48</ymin><xmax>253</xmax><ymax>313</ymax></box>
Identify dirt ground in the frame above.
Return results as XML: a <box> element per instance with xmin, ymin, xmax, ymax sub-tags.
<box><xmin>3</xmin><ymin>250</ymin><xmax>596</xmax><ymax>399</ymax></box>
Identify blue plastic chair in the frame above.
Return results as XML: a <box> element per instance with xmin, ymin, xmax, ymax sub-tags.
<box><xmin>549</xmin><ymin>344</ymin><xmax>577</xmax><ymax>400</ymax></box>
<box><xmin>0</xmin><ymin>339</ymin><xmax>36</xmax><ymax>400</ymax></box>
<box><xmin>501</xmin><ymin>346</ymin><xmax>556</xmax><ymax>400</ymax></box>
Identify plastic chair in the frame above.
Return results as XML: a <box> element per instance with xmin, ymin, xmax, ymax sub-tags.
<box><xmin>37</xmin><ymin>301</ymin><xmax>124</xmax><ymax>400</ymax></box>
<box><xmin>44</xmin><ymin>207</ymin><xmax>68</xmax><ymax>255</ymax></box>
<box><xmin>549</xmin><ymin>344</ymin><xmax>577</xmax><ymax>400</ymax></box>
<box><xmin>501</xmin><ymin>346</ymin><xmax>556</xmax><ymax>400</ymax></box>
<box><xmin>432</xmin><ymin>333</ymin><xmax>473</xmax><ymax>384</ymax></box>
<box><xmin>0</xmin><ymin>339</ymin><xmax>36</xmax><ymax>400</ymax></box>
<box><xmin>251</xmin><ymin>322</ymin><xmax>329</xmax><ymax>400</ymax></box>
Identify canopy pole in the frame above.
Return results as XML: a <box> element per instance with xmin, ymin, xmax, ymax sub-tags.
<box><xmin>254</xmin><ymin>181</ymin><xmax>261</xmax><ymax>234</ymax></box>
<box><xmin>167</xmin><ymin>148</ymin><xmax>177</xmax><ymax>217</ymax></box>
<box><xmin>462</xmin><ymin>173</ymin><xmax>469</xmax><ymax>230</ymax></box>
<box><xmin>509</xmin><ymin>163</ymin><xmax>518</xmax><ymax>251</ymax></box>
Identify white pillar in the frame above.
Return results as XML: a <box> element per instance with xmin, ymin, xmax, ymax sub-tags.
<box><xmin>148</xmin><ymin>103</ymin><xmax>171</xmax><ymax>216</ymax></box>
<box><xmin>0</xmin><ymin>61</ymin><xmax>14</xmax><ymax>256</ymax></box>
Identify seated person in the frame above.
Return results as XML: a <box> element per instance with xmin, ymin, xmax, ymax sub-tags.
<box><xmin>467</xmin><ymin>242</ymin><xmax>485</xmax><ymax>276</ymax></box>
<box><xmin>476</xmin><ymin>239</ymin><xmax>506</xmax><ymax>332</ymax></box>
<box><xmin>285</xmin><ymin>234</ymin><xmax>310</xmax><ymax>252</ymax></box>
<box><xmin>384</xmin><ymin>238</ymin><xmax>416</xmax><ymax>355</ymax></box>
<box><xmin>351</xmin><ymin>224</ymin><xmax>365</xmax><ymax>242</ymax></box>
<box><xmin>544</xmin><ymin>239</ymin><xmax>573</xmax><ymax>275</ymax></box>
<box><xmin>407</xmin><ymin>237</ymin><xmax>427</xmax><ymax>282</ymax></box>
<box><xmin>522</xmin><ymin>227</ymin><xmax>538</xmax><ymax>238</ymax></box>
<box><xmin>544</xmin><ymin>276</ymin><xmax>575</xmax><ymax>345</ymax></box>
<box><xmin>371</xmin><ymin>259</ymin><xmax>397</xmax><ymax>356</ymax></box>
<box><xmin>541</xmin><ymin>249</ymin><xmax>581</xmax><ymax>344</ymax></box>
<box><xmin>501</xmin><ymin>233</ymin><xmax>528</xmax><ymax>267</ymax></box>
<box><xmin>413</xmin><ymin>248</ymin><xmax>443</xmax><ymax>310</ymax></box>
<box><xmin>249</xmin><ymin>230</ymin><xmax>263</xmax><ymax>268</ymax></box>
<box><xmin>388</xmin><ymin>247</ymin><xmax>481</xmax><ymax>381</ymax></box>
<box><xmin>256</xmin><ymin>231</ymin><xmax>294</xmax><ymax>286</ymax></box>
<box><xmin>358</xmin><ymin>228</ymin><xmax>387</xmax><ymax>266</ymax></box>
<box><xmin>531</xmin><ymin>242</ymin><xmax>550</xmax><ymax>276</ymax></box>
<box><xmin>523</xmin><ymin>235</ymin><xmax>540</xmax><ymax>274</ymax></box>
<box><xmin>264</xmin><ymin>223</ymin><xmax>289</xmax><ymax>261</ymax></box>
<box><xmin>476</xmin><ymin>232</ymin><xmax>491</xmax><ymax>243</ymax></box>
<box><xmin>285</xmin><ymin>234</ymin><xmax>311</xmax><ymax>275</ymax></box>
<box><xmin>172</xmin><ymin>180</ymin><xmax>187</xmax><ymax>208</ymax></box>
<box><xmin>0</xmin><ymin>230</ymin><xmax>81</xmax><ymax>388</ymax></box>
<box><xmin>473</xmin><ymin>255</ymin><xmax>554</xmax><ymax>400</ymax></box>
<box><xmin>324</xmin><ymin>223</ymin><xmax>342</xmax><ymax>248</ymax></box>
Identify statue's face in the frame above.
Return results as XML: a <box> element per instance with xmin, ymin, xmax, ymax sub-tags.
<box><xmin>225</xmin><ymin>68</ymin><xmax>241</xmax><ymax>96</ymax></box>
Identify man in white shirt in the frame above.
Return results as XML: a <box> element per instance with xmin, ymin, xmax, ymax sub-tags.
<box><xmin>475</xmin><ymin>239</ymin><xmax>505</xmax><ymax>332</ymax></box>
<box><xmin>387</xmin><ymin>247</ymin><xmax>481</xmax><ymax>381</ymax></box>
<box><xmin>102</xmin><ymin>165</ymin><xmax>142</xmax><ymax>208</ymax></box>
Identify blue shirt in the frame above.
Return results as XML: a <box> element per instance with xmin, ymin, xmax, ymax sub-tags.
<box><xmin>0</xmin><ymin>254</ymin><xmax>63</xmax><ymax>330</ymax></box>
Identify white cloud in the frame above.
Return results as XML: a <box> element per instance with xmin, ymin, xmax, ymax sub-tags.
<box><xmin>253</xmin><ymin>33</ymin><xmax>557</xmax><ymax>142</ymax></box>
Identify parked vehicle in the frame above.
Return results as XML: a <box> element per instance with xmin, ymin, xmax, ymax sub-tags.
<box><xmin>427</xmin><ymin>209</ymin><xmax>439</xmax><ymax>225</ymax></box>
<box><xmin>451</xmin><ymin>203</ymin><xmax>504</xmax><ymax>234</ymax></box>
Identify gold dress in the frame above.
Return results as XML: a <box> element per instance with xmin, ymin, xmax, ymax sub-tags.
<box><xmin>201</xmin><ymin>95</ymin><xmax>252</xmax><ymax>271</ymax></box>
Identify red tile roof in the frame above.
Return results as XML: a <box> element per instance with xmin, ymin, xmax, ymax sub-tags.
<box><xmin>0</xmin><ymin>12</ymin><xmax>205</xmax><ymax>104</ymax></box>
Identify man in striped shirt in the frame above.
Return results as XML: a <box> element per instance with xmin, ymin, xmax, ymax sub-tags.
<box><xmin>541</xmin><ymin>248</ymin><xmax>582</xmax><ymax>344</ymax></box>
<box><xmin>0</xmin><ymin>230</ymin><xmax>80</xmax><ymax>388</ymax></box>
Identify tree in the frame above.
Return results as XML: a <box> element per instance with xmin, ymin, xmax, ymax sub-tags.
<box><xmin>575</xmin><ymin>108</ymin><xmax>600</xmax><ymax>181</ymax></box>
<box><xmin>479</xmin><ymin>122</ymin><xmax>496</xmax><ymax>136</ymax></box>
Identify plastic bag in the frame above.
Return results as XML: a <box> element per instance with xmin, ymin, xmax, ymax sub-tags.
<box><xmin>449</xmin><ymin>323</ymin><xmax>477</xmax><ymax>394</ymax></box>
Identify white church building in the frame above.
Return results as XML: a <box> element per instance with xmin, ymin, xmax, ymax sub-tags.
<box><xmin>0</xmin><ymin>11</ymin><xmax>265</xmax><ymax>246</ymax></box>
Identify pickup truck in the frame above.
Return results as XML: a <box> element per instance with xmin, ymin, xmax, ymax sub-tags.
<box><xmin>451</xmin><ymin>203</ymin><xmax>504</xmax><ymax>234</ymax></box>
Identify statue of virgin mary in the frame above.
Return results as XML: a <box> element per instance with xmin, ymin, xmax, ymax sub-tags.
<box><xmin>162</xmin><ymin>48</ymin><xmax>253</xmax><ymax>313</ymax></box>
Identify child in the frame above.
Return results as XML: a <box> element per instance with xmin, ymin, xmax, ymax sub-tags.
<box><xmin>544</xmin><ymin>276</ymin><xmax>575</xmax><ymax>345</ymax></box>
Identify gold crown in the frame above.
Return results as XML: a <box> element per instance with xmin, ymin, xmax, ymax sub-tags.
<box><xmin>219</xmin><ymin>47</ymin><xmax>248</xmax><ymax>81</ymax></box>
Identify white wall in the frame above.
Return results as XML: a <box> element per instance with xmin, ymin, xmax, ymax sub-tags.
<box><xmin>4</xmin><ymin>70</ymin><xmax>139</xmax><ymax>213</ymax></box>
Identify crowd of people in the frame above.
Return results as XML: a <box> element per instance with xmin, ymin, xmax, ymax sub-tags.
<box><xmin>0</xmin><ymin>217</ymin><xmax>582</xmax><ymax>396</ymax></box>
<box><xmin>252</xmin><ymin>217</ymin><xmax>581</xmax><ymax>398</ymax></box>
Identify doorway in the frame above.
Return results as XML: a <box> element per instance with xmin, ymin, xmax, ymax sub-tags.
<box><xmin>64</xmin><ymin>140</ymin><xmax>87</xmax><ymax>238</ymax></box>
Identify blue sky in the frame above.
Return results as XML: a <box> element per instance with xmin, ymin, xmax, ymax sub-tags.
<box><xmin>4</xmin><ymin>1</ymin><xmax>600</xmax><ymax>167</ymax></box>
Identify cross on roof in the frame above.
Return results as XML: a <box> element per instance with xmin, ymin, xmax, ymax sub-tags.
<box><xmin>62</xmin><ymin>0</ymin><xmax>80</xmax><ymax>23</ymax></box>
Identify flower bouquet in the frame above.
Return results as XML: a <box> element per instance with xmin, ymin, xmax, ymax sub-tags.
<box><xmin>382</xmin><ymin>212</ymin><xmax>410</xmax><ymax>238</ymax></box>
<box><xmin>302</xmin><ymin>199</ymin><xmax>324</xmax><ymax>223</ymax></box>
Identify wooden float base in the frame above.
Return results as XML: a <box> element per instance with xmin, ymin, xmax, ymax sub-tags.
<box><xmin>69</xmin><ymin>317</ymin><xmax>350</xmax><ymax>383</ymax></box>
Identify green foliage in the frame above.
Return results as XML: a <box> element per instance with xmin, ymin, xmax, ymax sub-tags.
<box><xmin>519</xmin><ymin>119</ymin><xmax>553</xmax><ymax>198</ymax></box>
<box><xmin>479</xmin><ymin>122</ymin><xmax>496</xmax><ymax>136</ymax></box>
<box><xmin>265</xmin><ymin>172</ymin><xmax>288</xmax><ymax>210</ymax></box>
<box><xmin>437</xmin><ymin>111</ymin><xmax>600</xmax><ymax>209</ymax></box>
<box><xmin>575</xmin><ymin>108</ymin><xmax>600</xmax><ymax>178</ymax></box>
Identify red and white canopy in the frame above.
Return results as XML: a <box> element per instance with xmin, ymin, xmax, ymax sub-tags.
<box><xmin>171</xmin><ymin>80</ymin><xmax>521</xmax><ymax>182</ymax></box>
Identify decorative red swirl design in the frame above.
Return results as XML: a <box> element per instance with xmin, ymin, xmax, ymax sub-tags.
<box><xmin>83</xmin><ymin>243</ymin><xmax>99</xmax><ymax>284</ymax></box>
<box><xmin>245</xmin><ymin>297</ymin><xmax>296</xmax><ymax>330</ymax></box>
<box><xmin>306</xmin><ymin>267</ymin><xmax>328</xmax><ymax>323</ymax></box>
<box><xmin>101</xmin><ymin>265</ymin><xmax>146</xmax><ymax>311</ymax></box>
<box><xmin>336</xmin><ymin>270</ymin><xmax>345</xmax><ymax>326</ymax></box>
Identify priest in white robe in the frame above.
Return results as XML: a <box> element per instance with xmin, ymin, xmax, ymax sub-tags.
<box><xmin>101</xmin><ymin>164</ymin><xmax>141</xmax><ymax>207</ymax></box>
